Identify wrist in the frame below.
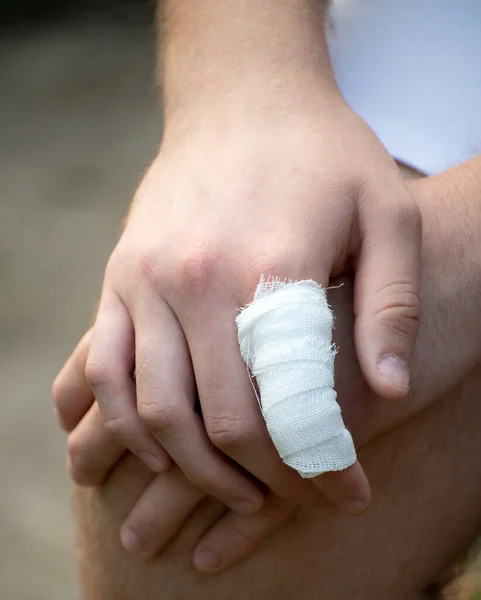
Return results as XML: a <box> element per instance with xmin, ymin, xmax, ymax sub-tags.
<box><xmin>159</xmin><ymin>0</ymin><xmax>340</xmax><ymax>138</ymax></box>
<box><xmin>161</xmin><ymin>85</ymin><xmax>347</xmax><ymax>155</ymax></box>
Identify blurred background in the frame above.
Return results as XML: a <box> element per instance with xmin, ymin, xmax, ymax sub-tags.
<box><xmin>1</xmin><ymin>2</ymin><xmax>481</xmax><ymax>599</ymax></box>
<box><xmin>0</xmin><ymin>1</ymin><xmax>159</xmax><ymax>598</ymax></box>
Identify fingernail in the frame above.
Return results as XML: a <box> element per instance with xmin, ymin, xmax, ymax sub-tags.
<box><xmin>139</xmin><ymin>452</ymin><xmax>164</xmax><ymax>472</ymax></box>
<box><xmin>377</xmin><ymin>355</ymin><xmax>410</xmax><ymax>389</ymax></box>
<box><xmin>230</xmin><ymin>500</ymin><xmax>258</xmax><ymax>514</ymax></box>
<box><xmin>338</xmin><ymin>497</ymin><xmax>369</xmax><ymax>516</ymax></box>
<box><xmin>193</xmin><ymin>549</ymin><xmax>221</xmax><ymax>573</ymax></box>
<box><xmin>121</xmin><ymin>528</ymin><xmax>141</xmax><ymax>553</ymax></box>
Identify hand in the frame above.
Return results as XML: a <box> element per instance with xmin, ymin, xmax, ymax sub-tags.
<box><xmin>52</xmin><ymin>283</ymin><xmax>357</xmax><ymax>573</ymax></box>
<box><xmin>70</xmin><ymin>98</ymin><xmax>421</xmax><ymax>515</ymax></box>
<box><xmin>50</xmin><ymin>273</ymin><xmax>413</xmax><ymax>573</ymax></box>
<box><xmin>53</xmin><ymin>161</ymin><xmax>481</xmax><ymax>571</ymax></box>
<box><xmin>53</xmin><ymin>329</ymin><xmax>331</xmax><ymax>571</ymax></box>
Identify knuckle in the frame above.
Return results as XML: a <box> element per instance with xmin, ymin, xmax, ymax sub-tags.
<box><xmin>109</xmin><ymin>246</ymin><xmax>165</xmax><ymax>293</ymax></box>
<box><xmin>242</xmin><ymin>248</ymin><xmax>293</xmax><ymax>298</ymax></box>
<box><xmin>105</xmin><ymin>246</ymin><xmax>133</xmax><ymax>285</ymax></box>
<box><xmin>55</xmin><ymin>409</ymin><xmax>72</xmax><ymax>433</ymax></box>
<box><xmin>104</xmin><ymin>251</ymin><xmax>122</xmax><ymax>279</ymax></box>
<box><xmin>84</xmin><ymin>357</ymin><xmax>123</xmax><ymax>396</ymax></box>
<box><xmin>205</xmin><ymin>411</ymin><xmax>256</xmax><ymax>453</ymax></box>
<box><xmin>373</xmin><ymin>281</ymin><xmax>420</xmax><ymax>337</ymax></box>
<box><xmin>51</xmin><ymin>378</ymin><xmax>77</xmax><ymax>432</ymax></box>
<box><xmin>137</xmin><ymin>400</ymin><xmax>179</xmax><ymax>432</ymax></box>
<box><xmin>84</xmin><ymin>361</ymin><xmax>116</xmax><ymax>391</ymax></box>
<box><xmin>51</xmin><ymin>376</ymin><xmax>65</xmax><ymax>409</ymax></box>
<box><xmin>67</xmin><ymin>437</ymin><xmax>92</xmax><ymax>486</ymax></box>
<box><xmin>174</xmin><ymin>241</ymin><xmax>224</xmax><ymax>296</ymax></box>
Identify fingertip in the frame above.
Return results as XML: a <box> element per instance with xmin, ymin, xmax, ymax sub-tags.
<box><xmin>193</xmin><ymin>549</ymin><xmax>222</xmax><ymax>574</ymax></box>
<box><xmin>120</xmin><ymin>527</ymin><xmax>150</xmax><ymax>556</ymax></box>
<box><xmin>313</xmin><ymin>461</ymin><xmax>371</xmax><ymax>516</ymax></box>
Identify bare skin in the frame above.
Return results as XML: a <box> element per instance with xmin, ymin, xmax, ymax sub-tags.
<box><xmin>55</xmin><ymin>161</ymin><xmax>481</xmax><ymax>596</ymax></box>
<box><xmin>66</xmin><ymin>162</ymin><xmax>481</xmax><ymax>598</ymax></box>
<box><xmin>51</xmin><ymin>1</ymin><xmax>481</xmax><ymax>594</ymax></box>
<box><xmin>73</xmin><ymin>0</ymin><xmax>422</xmax><ymax>518</ymax></box>
<box><xmin>74</xmin><ymin>370</ymin><xmax>481</xmax><ymax>600</ymax></box>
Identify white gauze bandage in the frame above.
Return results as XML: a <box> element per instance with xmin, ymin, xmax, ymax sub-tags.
<box><xmin>236</xmin><ymin>277</ymin><xmax>356</xmax><ymax>477</ymax></box>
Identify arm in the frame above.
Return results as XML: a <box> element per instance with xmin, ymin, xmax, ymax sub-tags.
<box><xmin>53</xmin><ymin>157</ymin><xmax>481</xmax><ymax>570</ymax></box>
<box><xmin>327</xmin><ymin>158</ymin><xmax>481</xmax><ymax>449</ymax></box>
<box><xmin>158</xmin><ymin>0</ymin><xmax>335</xmax><ymax>134</ymax></box>
<box><xmin>57</xmin><ymin>0</ymin><xmax>422</xmax><ymax>516</ymax></box>
<box><xmin>413</xmin><ymin>158</ymin><xmax>481</xmax><ymax>398</ymax></box>
<box><xmin>142</xmin><ymin>0</ymin><xmax>420</xmax><ymax>403</ymax></box>
<box><xmin>193</xmin><ymin>161</ymin><xmax>481</xmax><ymax>571</ymax></box>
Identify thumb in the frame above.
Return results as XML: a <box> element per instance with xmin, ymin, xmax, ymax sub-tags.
<box><xmin>354</xmin><ymin>194</ymin><xmax>422</xmax><ymax>400</ymax></box>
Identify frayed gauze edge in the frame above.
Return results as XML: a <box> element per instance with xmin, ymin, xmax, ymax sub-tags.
<box><xmin>236</xmin><ymin>277</ymin><xmax>357</xmax><ymax>477</ymax></box>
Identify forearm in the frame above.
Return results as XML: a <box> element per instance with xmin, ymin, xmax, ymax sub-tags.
<box><xmin>157</xmin><ymin>0</ymin><xmax>339</xmax><ymax>135</ymax></box>
<box><xmin>330</xmin><ymin>159</ymin><xmax>481</xmax><ymax>447</ymax></box>
<box><xmin>411</xmin><ymin>157</ymin><xmax>481</xmax><ymax>402</ymax></box>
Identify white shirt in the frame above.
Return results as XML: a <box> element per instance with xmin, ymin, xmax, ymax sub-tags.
<box><xmin>327</xmin><ymin>0</ymin><xmax>481</xmax><ymax>174</ymax></box>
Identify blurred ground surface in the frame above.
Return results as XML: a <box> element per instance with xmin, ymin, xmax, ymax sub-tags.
<box><xmin>0</xmin><ymin>9</ymin><xmax>159</xmax><ymax>599</ymax></box>
<box><xmin>1</xmin><ymin>7</ymin><xmax>480</xmax><ymax>600</ymax></box>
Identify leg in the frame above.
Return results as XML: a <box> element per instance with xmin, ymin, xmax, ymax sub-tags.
<box><xmin>75</xmin><ymin>368</ymin><xmax>481</xmax><ymax>600</ymax></box>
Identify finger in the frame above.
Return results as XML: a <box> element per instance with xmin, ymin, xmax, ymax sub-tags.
<box><xmin>190</xmin><ymin>286</ymin><xmax>370</xmax><ymax>515</ymax></box>
<box><xmin>67</xmin><ymin>402</ymin><xmax>125</xmax><ymax>486</ymax></box>
<box><xmin>132</xmin><ymin>289</ymin><xmax>265</xmax><ymax>514</ymax></box>
<box><xmin>192</xmin><ymin>492</ymin><xmax>295</xmax><ymax>574</ymax></box>
<box><xmin>120</xmin><ymin>465</ymin><xmax>204</xmax><ymax>557</ymax></box>
<box><xmin>312</xmin><ymin>460</ymin><xmax>371</xmax><ymax>515</ymax></box>
<box><xmin>52</xmin><ymin>330</ymin><xmax>94</xmax><ymax>432</ymax></box>
<box><xmin>87</xmin><ymin>289</ymin><xmax>170</xmax><ymax>473</ymax></box>
<box><xmin>182</xmin><ymin>298</ymin><xmax>326</xmax><ymax>507</ymax></box>
<box><xmin>355</xmin><ymin>187</ymin><xmax>421</xmax><ymax>400</ymax></box>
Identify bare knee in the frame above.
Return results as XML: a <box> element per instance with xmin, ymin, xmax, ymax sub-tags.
<box><xmin>75</xmin><ymin>375</ymin><xmax>481</xmax><ymax>600</ymax></box>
